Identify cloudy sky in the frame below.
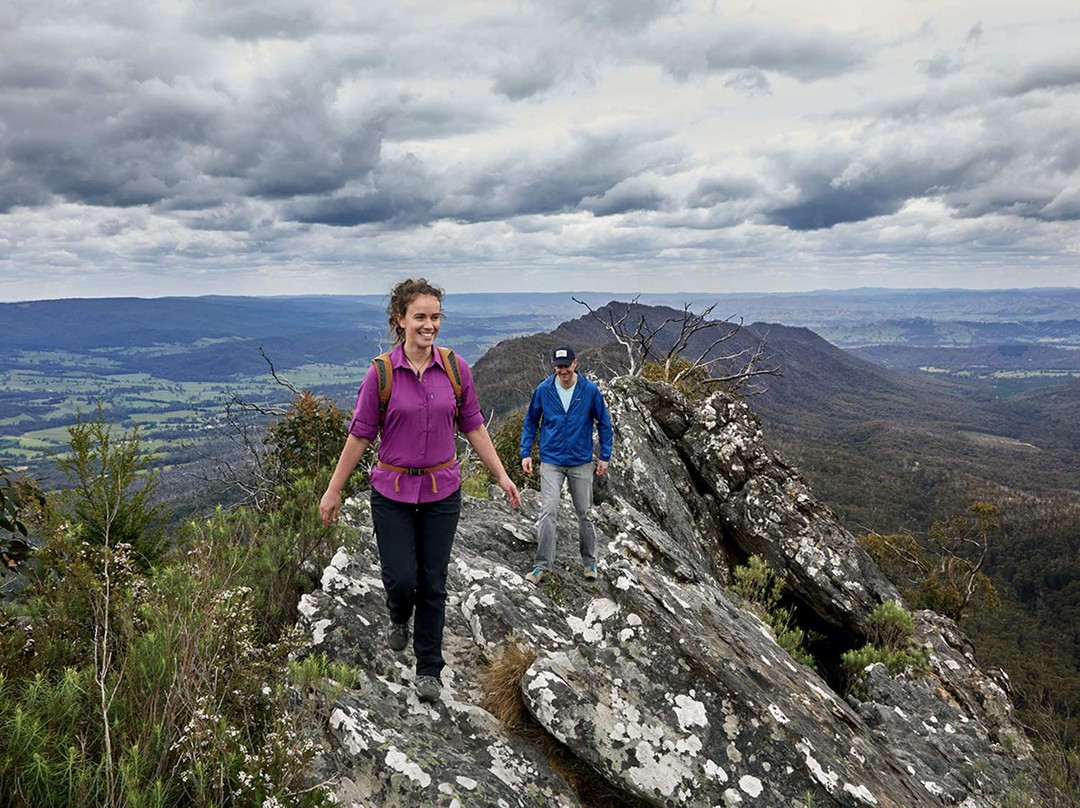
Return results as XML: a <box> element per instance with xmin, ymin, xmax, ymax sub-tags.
<box><xmin>1</xmin><ymin>0</ymin><xmax>1078</xmax><ymax>300</ymax></box>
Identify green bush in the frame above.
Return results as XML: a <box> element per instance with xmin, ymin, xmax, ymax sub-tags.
<box><xmin>866</xmin><ymin>601</ymin><xmax>916</xmax><ymax>651</ymax></box>
<box><xmin>492</xmin><ymin>409</ymin><xmax>540</xmax><ymax>492</ymax></box>
<box><xmin>841</xmin><ymin>603</ymin><xmax>930</xmax><ymax>698</ymax></box>
<box><xmin>841</xmin><ymin>643</ymin><xmax>931</xmax><ymax>681</ymax></box>
<box><xmin>58</xmin><ymin>405</ymin><xmax>168</xmax><ymax>569</ymax></box>
<box><xmin>0</xmin><ymin>405</ymin><xmax>351</xmax><ymax>807</ymax></box>
<box><xmin>0</xmin><ymin>523</ymin><xmax>333</xmax><ymax>807</ymax></box>
<box><xmin>731</xmin><ymin>555</ymin><xmax>816</xmax><ymax>669</ymax></box>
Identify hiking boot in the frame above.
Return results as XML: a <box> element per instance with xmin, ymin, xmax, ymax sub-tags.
<box><xmin>386</xmin><ymin>619</ymin><xmax>410</xmax><ymax>653</ymax></box>
<box><xmin>416</xmin><ymin>675</ymin><xmax>442</xmax><ymax>703</ymax></box>
<box><xmin>583</xmin><ymin>564</ymin><xmax>598</xmax><ymax>581</ymax></box>
<box><xmin>525</xmin><ymin>567</ymin><xmax>548</xmax><ymax>585</ymax></box>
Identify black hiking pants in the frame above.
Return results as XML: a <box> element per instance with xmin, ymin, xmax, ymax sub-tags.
<box><xmin>370</xmin><ymin>487</ymin><xmax>461</xmax><ymax>679</ymax></box>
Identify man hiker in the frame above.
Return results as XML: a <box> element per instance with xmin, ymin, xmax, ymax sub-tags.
<box><xmin>520</xmin><ymin>345</ymin><xmax>613</xmax><ymax>584</ymax></box>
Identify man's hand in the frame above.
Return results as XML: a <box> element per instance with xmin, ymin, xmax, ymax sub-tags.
<box><xmin>596</xmin><ymin>459</ymin><xmax>609</xmax><ymax>476</ymax></box>
<box><xmin>521</xmin><ymin>457</ymin><xmax>533</xmax><ymax>475</ymax></box>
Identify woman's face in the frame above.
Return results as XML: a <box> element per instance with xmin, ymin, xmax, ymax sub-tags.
<box><xmin>398</xmin><ymin>293</ymin><xmax>442</xmax><ymax>350</ymax></box>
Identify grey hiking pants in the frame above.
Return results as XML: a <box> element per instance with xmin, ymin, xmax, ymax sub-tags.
<box><xmin>535</xmin><ymin>462</ymin><xmax>597</xmax><ymax>571</ymax></box>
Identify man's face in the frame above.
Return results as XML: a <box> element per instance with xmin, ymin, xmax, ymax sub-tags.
<box><xmin>554</xmin><ymin>358</ymin><xmax>577</xmax><ymax>382</ymax></box>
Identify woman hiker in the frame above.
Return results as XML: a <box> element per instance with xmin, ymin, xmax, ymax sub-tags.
<box><xmin>319</xmin><ymin>278</ymin><xmax>521</xmax><ymax>703</ymax></box>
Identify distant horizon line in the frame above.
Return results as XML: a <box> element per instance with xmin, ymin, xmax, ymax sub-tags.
<box><xmin>4</xmin><ymin>285</ymin><xmax>1080</xmax><ymax>305</ymax></box>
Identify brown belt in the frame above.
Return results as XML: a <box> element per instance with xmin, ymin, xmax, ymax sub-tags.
<box><xmin>377</xmin><ymin>459</ymin><xmax>456</xmax><ymax>493</ymax></box>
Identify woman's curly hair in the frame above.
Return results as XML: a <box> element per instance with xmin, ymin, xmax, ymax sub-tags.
<box><xmin>387</xmin><ymin>278</ymin><xmax>444</xmax><ymax>346</ymax></box>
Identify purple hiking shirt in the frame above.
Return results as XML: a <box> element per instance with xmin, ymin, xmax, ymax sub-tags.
<box><xmin>349</xmin><ymin>344</ymin><xmax>484</xmax><ymax>504</ymax></box>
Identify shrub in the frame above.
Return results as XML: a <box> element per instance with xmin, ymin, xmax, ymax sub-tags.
<box><xmin>58</xmin><ymin>405</ymin><xmax>168</xmax><ymax>569</ymax></box>
<box><xmin>866</xmin><ymin>601</ymin><xmax>916</xmax><ymax>651</ymax></box>
<box><xmin>731</xmin><ymin>555</ymin><xmax>816</xmax><ymax>669</ymax></box>
<box><xmin>487</xmin><ymin>408</ymin><xmax>539</xmax><ymax>492</ymax></box>
<box><xmin>0</xmin><ymin>407</ymin><xmax>347</xmax><ymax>808</ymax></box>
<box><xmin>841</xmin><ymin>603</ymin><xmax>930</xmax><ymax>698</ymax></box>
<box><xmin>264</xmin><ymin>392</ymin><xmax>353</xmax><ymax>481</ymax></box>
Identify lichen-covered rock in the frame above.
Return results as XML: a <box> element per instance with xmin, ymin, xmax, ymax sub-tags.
<box><xmin>296</xmin><ymin>377</ymin><xmax>1053</xmax><ymax>808</ymax></box>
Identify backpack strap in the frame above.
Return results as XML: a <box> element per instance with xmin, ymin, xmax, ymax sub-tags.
<box><xmin>437</xmin><ymin>346</ymin><xmax>462</xmax><ymax>420</ymax></box>
<box><xmin>373</xmin><ymin>348</ymin><xmax>462</xmax><ymax>428</ymax></box>
<box><xmin>372</xmin><ymin>353</ymin><xmax>393</xmax><ymax>428</ymax></box>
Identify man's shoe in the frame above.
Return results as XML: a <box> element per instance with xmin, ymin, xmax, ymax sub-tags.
<box><xmin>583</xmin><ymin>564</ymin><xmax>598</xmax><ymax>581</ymax></box>
<box><xmin>416</xmin><ymin>675</ymin><xmax>442</xmax><ymax>703</ymax></box>
<box><xmin>525</xmin><ymin>567</ymin><xmax>548</xmax><ymax>585</ymax></box>
<box><xmin>386</xmin><ymin>619</ymin><xmax>410</xmax><ymax>652</ymax></box>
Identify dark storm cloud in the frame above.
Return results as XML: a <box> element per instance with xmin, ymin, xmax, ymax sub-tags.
<box><xmin>758</xmin><ymin>136</ymin><xmax>1014</xmax><ymax>230</ymax></box>
<box><xmin>286</xmin><ymin>129</ymin><xmax>682</xmax><ymax>227</ymax></box>
<box><xmin>0</xmin><ymin>30</ymin><xmax>388</xmax><ymax>213</ymax></box>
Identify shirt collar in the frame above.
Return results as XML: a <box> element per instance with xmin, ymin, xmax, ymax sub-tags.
<box><xmin>390</xmin><ymin>343</ymin><xmax>445</xmax><ymax>370</ymax></box>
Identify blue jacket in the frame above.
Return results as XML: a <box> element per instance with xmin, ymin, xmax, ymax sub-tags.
<box><xmin>520</xmin><ymin>374</ymin><xmax>613</xmax><ymax>466</ymax></box>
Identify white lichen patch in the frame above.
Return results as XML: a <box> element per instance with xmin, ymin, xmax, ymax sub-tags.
<box><xmin>797</xmin><ymin>741</ymin><xmax>839</xmax><ymax>792</ymax></box>
<box><xmin>311</xmin><ymin>618</ymin><xmax>333</xmax><ymax>645</ymax></box>
<box><xmin>526</xmin><ymin>670</ymin><xmax>564</xmax><ymax>728</ymax></box>
<box><xmin>673</xmin><ymin>694</ymin><xmax>709</xmax><ymax>730</ymax></box>
<box><xmin>767</xmin><ymin>704</ymin><xmax>790</xmax><ymax>725</ymax></box>
<box><xmin>627</xmin><ymin>613</ymin><xmax>642</xmax><ymax>626</ymax></box>
<box><xmin>738</xmin><ymin>775</ymin><xmax>763</xmax><ymax>797</ymax></box>
<box><xmin>501</xmin><ymin>522</ymin><xmax>532</xmax><ymax>542</ymax></box>
<box><xmin>616</xmin><ymin>574</ymin><xmax>634</xmax><ymax>590</ymax></box>
<box><xmin>626</xmin><ymin>740</ymin><xmax>693</xmax><ymax>798</ymax></box>
<box><xmin>722</xmin><ymin>787</ymin><xmax>743</xmax><ymax>804</ymax></box>
<box><xmin>328</xmin><ymin>707</ymin><xmax>369</xmax><ymax>755</ymax></box>
<box><xmin>487</xmin><ymin>740</ymin><xmax>528</xmax><ymax>789</ymax></box>
<box><xmin>843</xmin><ymin>782</ymin><xmax>879</xmax><ymax>805</ymax></box>
<box><xmin>675</xmin><ymin>735</ymin><xmax>703</xmax><ymax>756</ymax></box>
<box><xmin>723</xmin><ymin>713</ymin><xmax>741</xmax><ymax>741</ymax></box>
<box><xmin>704</xmin><ymin>759</ymin><xmax>730</xmax><ymax>783</ymax></box>
<box><xmin>923</xmin><ymin>781</ymin><xmax>944</xmax><ymax>796</ymax></box>
<box><xmin>454</xmin><ymin>558</ymin><xmax>490</xmax><ymax>582</ymax></box>
<box><xmin>297</xmin><ymin>593</ymin><xmax>319</xmax><ymax>619</ymax></box>
<box><xmin>566</xmin><ymin>598</ymin><xmax>620</xmax><ymax>643</ymax></box>
<box><xmin>455</xmin><ymin>776</ymin><xmax>478</xmax><ymax>790</ymax></box>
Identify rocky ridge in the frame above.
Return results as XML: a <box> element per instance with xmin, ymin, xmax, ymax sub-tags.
<box><xmin>296</xmin><ymin>377</ymin><xmax>1049</xmax><ymax>807</ymax></box>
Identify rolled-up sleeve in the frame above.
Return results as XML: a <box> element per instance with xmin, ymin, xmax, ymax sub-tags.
<box><xmin>349</xmin><ymin>363</ymin><xmax>381</xmax><ymax>440</ymax></box>
<box><xmin>455</xmin><ymin>358</ymin><xmax>485</xmax><ymax>433</ymax></box>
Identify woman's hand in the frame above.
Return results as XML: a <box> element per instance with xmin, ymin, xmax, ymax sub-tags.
<box><xmin>319</xmin><ymin>488</ymin><xmax>342</xmax><ymax>526</ymax></box>
<box><xmin>497</xmin><ymin>474</ymin><xmax>522</xmax><ymax>509</ymax></box>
